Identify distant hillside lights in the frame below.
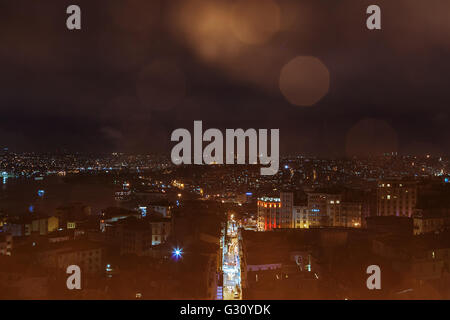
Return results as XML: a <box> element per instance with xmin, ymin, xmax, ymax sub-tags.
<box><xmin>170</xmin><ymin>121</ymin><xmax>279</xmax><ymax>175</ymax></box>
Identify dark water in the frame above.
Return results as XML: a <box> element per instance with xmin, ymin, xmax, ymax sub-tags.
<box><xmin>0</xmin><ymin>176</ymin><xmax>117</xmax><ymax>216</ymax></box>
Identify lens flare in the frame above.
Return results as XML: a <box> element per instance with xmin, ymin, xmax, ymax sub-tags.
<box><xmin>172</xmin><ymin>247</ymin><xmax>183</xmax><ymax>260</ymax></box>
<box><xmin>230</xmin><ymin>0</ymin><xmax>280</xmax><ymax>45</ymax></box>
<box><xmin>279</xmin><ymin>56</ymin><xmax>330</xmax><ymax>106</ymax></box>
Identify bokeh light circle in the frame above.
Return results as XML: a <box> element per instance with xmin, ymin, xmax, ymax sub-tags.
<box><xmin>279</xmin><ymin>56</ymin><xmax>330</xmax><ymax>106</ymax></box>
<box><xmin>230</xmin><ymin>0</ymin><xmax>280</xmax><ymax>45</ymax></box>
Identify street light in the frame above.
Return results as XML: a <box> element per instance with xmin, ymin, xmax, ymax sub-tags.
<box><xmin>172</xmin><ymin>247</ymin><xmax>183</xmax><ymax>260</ymax></box>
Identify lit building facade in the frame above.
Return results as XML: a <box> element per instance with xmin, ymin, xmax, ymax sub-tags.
<box><xmin>257</xmin><ymin>197</ymin><xmax>281</xmax><ymax>231</ymax></box>
<box><xmin>3</xmin><ymin>216</ymin><xmax>59</xmax><ymax>237</ymax></box>
<box><xmin>307</xmin><ymin>192</ymin><xmax>362</xmax><ymax>228</ymax></box>
<box><xmin>259</xmin><ymin>191</ymin><xmax>362</xmax><ymax>230</ymax></box>
<box><xmin>293</xmin><ymin>205</ymin><xmax>309</xmax><ymax>228</ymax></box>
<box><xmin>307</xmin><ymin>192</ymin><xmax>341</xmax><ymax>227</ymax></box>
<box><xmin>377</xmin><ymin>179</ymin><xmax>417</xmax><ymax>217</ymax></box>
<box><xmin>257</xmin><ymin>192</ymin><xmax>294</xmax><ymax>231</ymax></box>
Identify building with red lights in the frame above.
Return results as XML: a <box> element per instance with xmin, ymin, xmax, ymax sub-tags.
<box><xmin>257</xmin><ymin>197</ymin><xmax>281</xmax><ymax>231</ymax></box>
<box><xmin>257</xmin><ymin>192</ymin><xmax>294</xmax><ymax>231</ymax></box>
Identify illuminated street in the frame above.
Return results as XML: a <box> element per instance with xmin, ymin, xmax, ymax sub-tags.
<box><xmin>222</xmin><ymin>214</ymin><xmax>242</xmax><ymax>300</ymax></box>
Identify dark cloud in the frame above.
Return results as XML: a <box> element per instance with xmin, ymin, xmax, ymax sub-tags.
<box><xmin>0</xmin><ymin>0</ymin><xmax>449</xmax><ymax>156</ymax></box>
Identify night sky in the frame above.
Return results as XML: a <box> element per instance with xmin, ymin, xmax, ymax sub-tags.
<box><xmin>1</xmin><ymin>0</ymin><xmax>449</xmax><ymax>156</ymax></box>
